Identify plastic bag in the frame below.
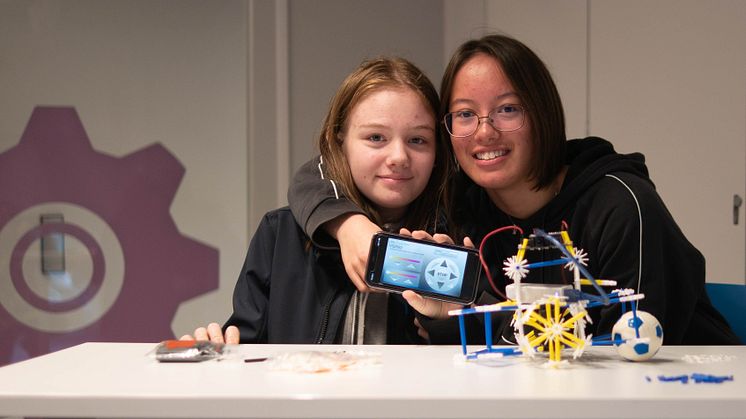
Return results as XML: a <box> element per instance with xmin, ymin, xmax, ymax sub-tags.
<box><xmin>152</xmin><ymin>340</ymin><xmax>225</xmax><ymax>362</ymax></box>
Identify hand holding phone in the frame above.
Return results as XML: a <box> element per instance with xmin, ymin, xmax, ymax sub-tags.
<box><xmin>365</xmin><ymin>232</ymin><xmax>482</xmax><ymax>305</ymax></box>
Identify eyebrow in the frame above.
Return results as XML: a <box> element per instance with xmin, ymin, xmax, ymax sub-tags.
<box><xmin>450</xmin><ymin>92</ymin><xmax>519</xmax><ymax>108</ymax></box>
<box><xmin>411</xmin><ymin>124</ymin><xmax>436</xmax><ymax>132</ymax></box>
<box><xmin>357</xmin><ymin>123</ymin><xmax>435</xmax><ymax>132</ymax></box>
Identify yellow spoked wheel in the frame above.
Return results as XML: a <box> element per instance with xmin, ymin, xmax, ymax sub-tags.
<box><xmin>518</xmin><ymin>296</ymin><xmax>588</xmax><ymax>363</ymax></box>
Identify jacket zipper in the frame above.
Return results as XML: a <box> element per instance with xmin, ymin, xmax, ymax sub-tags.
<box><xmin>316</xmin><ymin>294</ymin><xmax>335</xmax><ymax>344</ymax></box>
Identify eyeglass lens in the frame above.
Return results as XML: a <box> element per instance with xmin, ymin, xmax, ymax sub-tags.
<box><xmin>445</xmin><ymin>106</ymin><xmax>524</xmax><ymax>137</ymax></box>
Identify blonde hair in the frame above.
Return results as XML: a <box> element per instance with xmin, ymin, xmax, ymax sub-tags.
<box><xmin>318</xmin><ymin>57</ymin><xmax>452</xmax><ymax>231</ymax></box>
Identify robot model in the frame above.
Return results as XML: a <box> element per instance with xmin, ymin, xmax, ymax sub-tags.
<box><xmin>449</xmin><ymin>228</ymin><xmax>663</xmax><ymax>365</ymax></box>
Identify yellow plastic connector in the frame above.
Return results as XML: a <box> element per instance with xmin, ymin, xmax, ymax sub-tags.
<box><xmin>516</xmin><ymin>238</ymin><xmax>529</xmax><ymax>261</ymax></box>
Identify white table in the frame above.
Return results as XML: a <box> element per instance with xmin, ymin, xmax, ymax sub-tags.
<box><xmin>0</xmin><ymin>342</ymin><xmax>744</xmax><ymax>418</ymax></box>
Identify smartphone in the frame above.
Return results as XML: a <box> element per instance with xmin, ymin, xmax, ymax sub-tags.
<box><xmin>365</xmin><ymin>232</ymin><xmax>482</xmax><ymax>305</ymax></box>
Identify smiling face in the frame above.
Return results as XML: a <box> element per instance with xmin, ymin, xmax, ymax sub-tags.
<box><xmin>448</xmin><ymin>53</ymin><xmax>535</xmax><ymax>198</ymax></box>
<box><xmin>340</xmin><ymin>87</ymin><xmax>436</xmax><ymax>223</ymax></box>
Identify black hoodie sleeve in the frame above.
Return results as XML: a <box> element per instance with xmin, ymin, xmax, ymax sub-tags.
<box><xmin>287</xmin><ymin>156</ymin><xmax>366</xmax><ymax>249</ymax></box>
<box><xmin>223</xmin><ymin>212</ymin><xmax>276</xmax><ymax>343</ymax></box>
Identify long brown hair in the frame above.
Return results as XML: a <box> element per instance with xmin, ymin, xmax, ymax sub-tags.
<box><xmin>318</xmin><ymin>57</ymin><xmax>452</xmax><ymax>231</ymax></box>
<box><xmin>440</xmin><ymin>34</ymin><xmax>566</xmax><ymax>190</ymax></box>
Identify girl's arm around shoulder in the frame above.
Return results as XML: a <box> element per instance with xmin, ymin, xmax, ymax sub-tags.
<box><xmin>287</xmin><ymin>156</ymin><xmax>365</xmax><ymax>248</ymax></box>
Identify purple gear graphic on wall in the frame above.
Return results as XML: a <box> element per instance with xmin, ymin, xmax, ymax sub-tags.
<box><xmin>0</xmin><ymin>106</ymin><xmax>219</xmax><ymax>366</ymax></box>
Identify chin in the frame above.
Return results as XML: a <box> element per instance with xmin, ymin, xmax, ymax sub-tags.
<box><xmin>374</xmin><ymin>196</ymin><xmax>415</xmax><ymax>211</ymax></box>
<box><xmin>470</xmin><ymin>174</ymin><xmax>514</xmax><ymax>191</ymax></box>
<box><xmin>378</xmin><ymin>199</ymin><xmax>412</xmax><ymax>210</ymax></box>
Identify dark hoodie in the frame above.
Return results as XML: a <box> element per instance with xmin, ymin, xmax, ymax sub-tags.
<box><xmin>289</xmin><ymin>137</ymin><xmax>740</xmax><ymax>345</ymax></box>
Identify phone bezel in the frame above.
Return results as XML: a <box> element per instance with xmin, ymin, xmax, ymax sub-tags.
<box><xmin>365</xmin><ymin>232</ymin><xmax>481</xmax><ymax>305</ymax></box>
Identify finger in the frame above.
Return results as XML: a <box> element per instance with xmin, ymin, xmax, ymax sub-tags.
<box><xmin>224</xmin><ymin>326</ymin><xmax>240</xmax><ymax>344</ymax></box>
<box><xmin>355</xmin><ymin>280</ymin><xmax>371</xmax><ymax>292</ymax></box>
<box><xmin>355</xmin><ymin>259</ymin><xmax>372</xmax><ymax>291</ymax></box>
<box><xmin>432</xmin><ymin>233</ymin><xmax>455</xmax><ymax>245</ymax></box>
<box><xmin>207</xmin><ymin>322</ymin><xmax>225</xmax><ymax>344</ymax></box>
<box><xmin>410</xmin><ymin>230</ymin><xmax>434</xmax><ymax>241</ymax></box>
<box><xmin>463</xmin><ymin>236</ymin><xmax>475</xmax><ymax>249</ymax></box>
<box><xmin>348</xmin><ymin>267</ymin><xmax>370</xmax><ymax>292</ymax></box>
<box><xmin>193</xmin><ymin>327</ymin><xmax>208</xmax><ymax>341</ymax></box>
<box><xmin>402</xmin><ymin>290</ymin><xmax>439</xmax><ymax>317</ymax></box>
<box><xmin>398</xmin><ymin>227</ymin><xmax>412</xmax><ymax>236</ymax></box>
<box><xmin>413</xmin><ymin>317</ymin><xmax>430</xmax><ymax>341</ymax></box>
<box><xmin>179</xmin><ymin>334</ymin><xmax>195</xmax><ymax>341</ymax></box>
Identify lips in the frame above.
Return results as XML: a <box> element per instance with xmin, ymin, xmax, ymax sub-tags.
<box><xmin>378</xmin><ymin>174</ymin><xmax>413</xmax><ymax>181</ymax></box>
<box><xmin>474</xmin><ymin>149</ymin><xmax>509</xmax><ymax>160</ymax></box>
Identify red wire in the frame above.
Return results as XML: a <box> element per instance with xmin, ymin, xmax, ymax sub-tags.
<box><xmin>478</xmin><ymin>225</ymin><xmax>524</xmax><ymax>301</ymax></box>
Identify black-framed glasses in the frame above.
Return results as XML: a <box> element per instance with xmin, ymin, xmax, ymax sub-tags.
<box><xmin>443</xmin><ymin>104</ymin><xmax>526</xmax><ymax>138</ymax></box>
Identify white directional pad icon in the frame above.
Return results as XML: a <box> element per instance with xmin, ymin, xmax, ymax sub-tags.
<box><xmin>424</xmin><ymin>257</ymin><xmax>460</xmax><ymax>292</ymax></box>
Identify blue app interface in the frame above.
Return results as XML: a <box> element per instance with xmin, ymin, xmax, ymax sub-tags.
<box><xmin>381</xmin><ymin>237</ymin><xmax>468</xmax><ymax>297</ymax></box>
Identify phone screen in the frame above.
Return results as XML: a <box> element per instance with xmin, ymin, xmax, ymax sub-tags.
<box><xmin>366</xmin><ymin>233</ymin><xmax>481</xmax><ymax>304</ymax></box>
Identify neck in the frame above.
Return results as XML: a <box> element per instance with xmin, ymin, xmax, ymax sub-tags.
<box><xmin>376</xmin><ymin>206</ymin><xmax>406</xmax><ymax>228</ymax></box>
<box><xmin>486</xmin><ymin>167</ymin><xmax>567</xmax><ymax>220</ymax></box>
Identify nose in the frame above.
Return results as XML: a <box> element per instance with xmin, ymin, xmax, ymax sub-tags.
<box><xmin>473</xmin><ymin>116</ymin><xmax>500</xmax><ymax>143</ymax></box>
<box><xmin>387</xmin><ymin>139</ymin><xmax>410</xmax><ymax>167</ymax></box>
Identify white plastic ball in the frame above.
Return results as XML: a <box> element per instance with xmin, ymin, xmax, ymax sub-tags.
<box><xmin>612</xmin><ymin>310</ymin><xmax>663</xmax><ymax>361</ymax></box>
